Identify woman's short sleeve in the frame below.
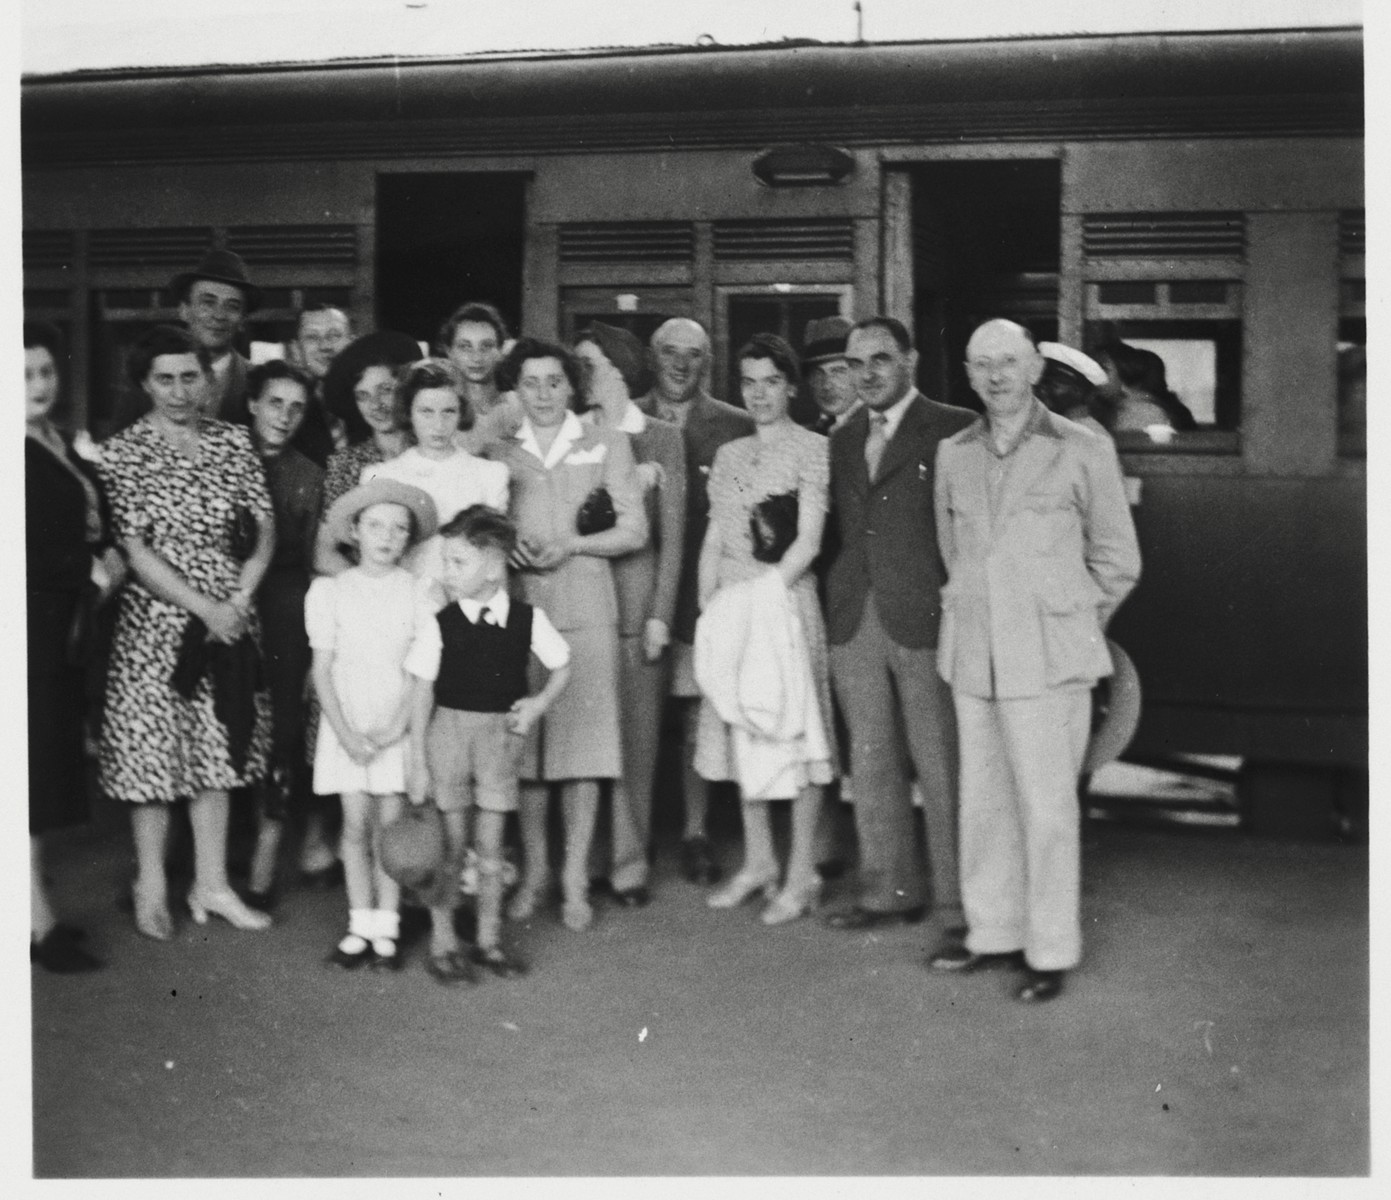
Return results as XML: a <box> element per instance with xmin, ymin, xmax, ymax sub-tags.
<box><xmin>304</xmin><ymin>575</ymin><xmax>338</xmax><ymax>652</ymax></box>
<box><xmin>96</xmin><ymin>433</ymin><xmax>152</xmax><ymax>542</ymax></box>
<box><xmin>797</xmin><ymin>433</ymin><xmax>830</xmax><ymax>515</ymax></box>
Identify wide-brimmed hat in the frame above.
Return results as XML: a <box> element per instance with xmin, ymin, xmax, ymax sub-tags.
<box><xmin>1039</xmin><ymin>342</ymin><xmax>1108</xmax><ymax>389</ymax></box>
<box><xmin>323</xmin><ymin>477</ymin><xmax>439</xmax><ymax>552</ymax></box>
<box><xmin>1083</xmin><ymin>639</ymin><xmax>1142</xmax><ymax>773</ymax></box>
<box><xmin>322</xmin><ymin>330</ymin><xmax>424</xmax><ymax>429</ymax></box>
<box><xmin>801</xmin><ymin>316</ymin><xmax>853</xmax><ymax>366</ymax></box>
<box><xmin>169</xmin><ymin>249</ymin><xmax>262</xmax><ymax>312</ymax></box>
<box><xmin>380</xmin><ymin>804</ymin><xmax>446</xmax><ymax>890</ymax></box>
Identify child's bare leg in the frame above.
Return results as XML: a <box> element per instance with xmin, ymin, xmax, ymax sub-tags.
<box><xmin>509</xmin><ymin>783</ymin><xmax>551</xmax><ymax>918</ymax></box>
<box><xmin>427</xmin><ymin>809</ymin><xmax>468</xmax><ymax>957</ymax></box>
<box><xmin>370</xmin><ymin>794</ymin><xmax>404</xmax><ymax>949</ymax></box>
<box><xmin>473</xmin><ymin>809</ymin><xmax>507</xmax><ymax>949</ymax></box>
<box><xmin>560</xmin><ymin>780</ymin><xmax>600</xmax><ymax>931</ymax></box>
<box><xmin>335</xmin><ymin>791</ymin><xmax>374</xmax><ymax>956</ymax></box>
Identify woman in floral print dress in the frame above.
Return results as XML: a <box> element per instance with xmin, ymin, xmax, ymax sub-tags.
<box><xmin>97</xmin><ymin>325</ymin><xmax>277</xmax><ymax>941</ymax></box>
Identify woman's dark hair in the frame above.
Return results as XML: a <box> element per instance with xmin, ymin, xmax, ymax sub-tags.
<box><xmin>436</xmin><ymin>301</ymin><xmax>509</xmax><ymax>356</ymax></box>
<box><xmin>23</xmin><ymin>319</ymin><xmax>65</xmax><ymax>363</ymax></box>
<box><xmin>501</xmin><ymin>338</ymin><xmax>586</xmax><ymax>409</ymax></box>
<box><xmin>247</xmin><ymin>358</ymin><xmax>314</xmax><ymax>403</ymax></box>
<box><xmin>395</xmin><ymin>357</ymin><xmax>475</xmax><ymax>432</ymax></box>
<box><xmin>736</xmin><ymin>332</ymin><xmax>802</xmax><ymax>387</ymax></box>
<box><xmin>126</xmin><ymin>324</ymin><xmax>212</xmax><ymax>389</ymax></box>
<box><xmin>1109</xmin><ymin>342</ymin><xmax>1198</xmax><ymax>431</ymax></box>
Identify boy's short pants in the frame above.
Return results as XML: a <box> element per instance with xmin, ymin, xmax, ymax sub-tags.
<box><xmin>426</xmin><ymin>709</ymin><xmax>523</xmax><ymax>814</ymax></box>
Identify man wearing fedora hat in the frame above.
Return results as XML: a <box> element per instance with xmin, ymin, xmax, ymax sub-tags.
<box><xmin>802</xmin><ymin>316</ymin><xmax>860</xmax><ymax>435</ymax></box>
<box><xmin>170</xmin><ymin>248</ymin><xmax>262</xmax><ymax>424</ymax></box>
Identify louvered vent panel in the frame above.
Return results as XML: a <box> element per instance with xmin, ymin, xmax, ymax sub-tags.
<box><xmin>1082</xmin><ymin>213</ymin><xmax>1245</xmax><ymax>259</ymax></box>
<box><xmin>1339</xmin><ymin>210</ymin><xmax>1365</xmax><ymax>256</ymax></box>
<box><xmin>23</xmin><ymin>230</ymin><xmax>75</xmax><ymax>271</ymax></box>
<box><xmin>559</xmin><ymin>222</ymin><xmax>694</xmax><ymax>263</ymax></box>
<box><xmin>227</xmin><ymin>225</ymin><xmax>358</xmax><ymax>265</ymax></box>
<box><xmin>88</xmin><ymin>227</ymin><xmax>212</xmax><ymax>267</ymax></box>
<box><xmin>712</xmin><ymin>218</ymin><xmax>854</xmax><ymax>261</ymax></box>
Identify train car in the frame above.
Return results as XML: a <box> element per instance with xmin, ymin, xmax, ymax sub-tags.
<box><xmin>20</xmin><ymin>26</ymin><xmax>1366</xmax><ymax>832</ymax></box>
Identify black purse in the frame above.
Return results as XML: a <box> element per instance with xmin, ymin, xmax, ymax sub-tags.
<box><xmin>749</xmin><ymin>491</ymin><xmax>800</xmax><ymax>564</ymax></box>
<box><xmin>228</xmin><ymin>504</ymin><xmax>259</xmax><ymax>561</ymax></box>
<box><xmin>576</xmin><ymin>486</ymin><xmax>617</xmax><ymax>536</ymax></box>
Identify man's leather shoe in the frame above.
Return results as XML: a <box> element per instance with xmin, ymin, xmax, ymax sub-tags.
<box><xmin>1017</xmin><ymin>969</ymin><xmax>1065</xmax><ymax>1002</ymax></box>
<box><xmin>822</xmin><ymin>904</ymin><xmax>927</xmax><ymax>931</ymax></box>
<box><xmin>928</xmin><ymin>944</ymin><xmax>1025</xmax><ymax>972</ymax></box>
<box><xmin>679</xmin><ymin>836</ymin><xmax>721</xmax><ymax>884</ymax></box>
<box><xmin>613</xmin><ymin>886</ymin><xmax>651</xmax><ymax>908</ymax></box>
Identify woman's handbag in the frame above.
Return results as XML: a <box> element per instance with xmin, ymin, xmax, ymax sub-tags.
<box><xmin>749</xmin><ymin>491</ymin><xmax>799</xmax><ymax>564</ymax></box>
<box><xmin>575</xmin><ymin>486</ymin><xmax>617</xmax><ymax>536</ymax></box>
<box><xmin>228</xmin><ymin>504</ymin><xmax>259</xmax><ymax>561</ymax></box>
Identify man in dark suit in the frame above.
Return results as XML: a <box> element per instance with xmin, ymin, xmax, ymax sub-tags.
<box><xmin>170</xmin><ymin>248</ymin><xmax>260</xmax><ymax>423</ymax></box>
<box><xmin>822</xmin><ymin>317</ymin><xmax>975</xmax><ymax>931</ymax></box>
<box><xmin>639</xmin><ymin>317</ymin><xmax>753</xmax><ymax>883</ymax></box>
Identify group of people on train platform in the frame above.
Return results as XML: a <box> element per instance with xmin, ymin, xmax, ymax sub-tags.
<box><xmin>27</xmin><ymin>245</ymin><xmax>1140</xmax><ymax>1003</ymax></box>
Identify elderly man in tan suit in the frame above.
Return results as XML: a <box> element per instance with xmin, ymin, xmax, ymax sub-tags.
<box><xmin>930</xmin><ymin>319</ymin><xmax>1140</xmax><ymax>1003</ymax></box>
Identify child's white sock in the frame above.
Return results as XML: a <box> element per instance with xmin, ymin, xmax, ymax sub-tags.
<box><xmin>371</xmin><ymin>908</ymin><xmax>400</xmax><ymax>957</ymax></box>
<box><xmin>338</xmin><ymin>907</ymin><xmax>373</xmax><ymax>955</ymax></box>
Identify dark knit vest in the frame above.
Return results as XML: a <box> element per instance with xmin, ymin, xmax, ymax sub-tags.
<box><xmin>434</xmin><ymin>600</ymin><xmax>533</xmax><ymax>713</ymax></box>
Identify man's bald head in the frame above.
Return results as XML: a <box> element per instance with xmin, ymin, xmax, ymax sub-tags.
<box><xmin>965</xmin><ymin>319</ymin><xmax>1044</xmax><ymax>424</ymax></box>
<box><xmin>650</xmin><ymin>317</ymin><xmax>711</xmax><ymax>404</ymax></box>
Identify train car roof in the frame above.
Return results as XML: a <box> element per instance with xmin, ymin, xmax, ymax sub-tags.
<box><xmin>22</xmin><ymin>27</ymin><xmax>1362</xmax><ymax>164</ymax></box>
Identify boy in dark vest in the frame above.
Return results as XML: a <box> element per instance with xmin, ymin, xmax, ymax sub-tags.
<box><xmin>409</xmin><ymin>505</ymin><xmax>571</xmax><ymax>983</ymax></box>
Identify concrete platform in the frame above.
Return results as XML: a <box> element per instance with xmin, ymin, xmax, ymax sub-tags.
<box><xmin>29</xmin><ymin>804</ymin><xmax>1368</xmax><ymax>1178</ymax></box>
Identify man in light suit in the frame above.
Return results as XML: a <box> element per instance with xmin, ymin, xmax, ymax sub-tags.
<box><xmin>822</xmin><ymin>317</ymin><xmax>975</xmax><ymax>931</ymax></box>
<box><xmin>170</xmin><ymin>248</ymin><xmax>260</xmax><ymax>422</ymax></box>
<box><xmin>639</xmin><ymin>317</ymin><xmax>753</xmax><ymax>884</ymax></box>
<box><xmin>930</xmin><ymin>319</ymin><xmax>1140</xmax><ymax>1002</ymax></box>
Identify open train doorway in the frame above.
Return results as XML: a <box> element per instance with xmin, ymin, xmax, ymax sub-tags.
<box><xmin>909</xmin><ymin>160</ymin><xmax>1062</xmax><ymax>409</ymax></box>
<box><xmin>376</xmin><ymin>173</ymin><xmax>527</xmax><ymax>349</ymax></box>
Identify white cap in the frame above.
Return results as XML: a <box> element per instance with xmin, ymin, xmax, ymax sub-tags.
<box><xmin>1038</xmin><ymin>342</ymin><xmax>1108</xmax><ymax>388</ymax></box>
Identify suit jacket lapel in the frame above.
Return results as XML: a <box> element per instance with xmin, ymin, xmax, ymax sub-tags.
<box><xmin>837</xmin><ymin>406</ymin><xmax>872</xmax><ymax>497</ymax></box>
<box><xmin>871</xmin><ymin>393</ymin><xmax>925</xmax><ymax>486</ymax></box>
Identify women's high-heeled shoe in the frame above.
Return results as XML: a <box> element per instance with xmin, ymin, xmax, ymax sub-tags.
<box><xmin>133</xmin><ymin>884</ymin><xmax>173</xmax><ymax>942</ymax></box>
<box><xmin>507</xmin><ymin>874</ymin><xmax>551</xmax><ymax>922</ymax></box>
<box><xmin>761</xmin><ymin>877</ymin><xmax>823</xmax><ymax>926</ymax></box>
<box><xmin>188</xmin><ymin>886</ymin><xmax>272</xmax><ymax>931</ymax></box>
<box><xmin>706</xmin><ymin>869</ymin><xmax>779</xmax><ymax>910</ymax></box>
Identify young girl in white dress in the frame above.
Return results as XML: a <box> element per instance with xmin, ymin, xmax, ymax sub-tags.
<box><xmin>307</xmin><ymin>478</ymin><xmax>442</xmax><ymax>969</ymax></box>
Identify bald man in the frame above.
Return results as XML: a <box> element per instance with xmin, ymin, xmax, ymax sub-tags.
<box><xmin>639</xmin><ymin>317</ymin><xmax>753</xmax><ymax>883</ymax></box>
<box><xmin>930</xmin><ymin>319</ymin><xmax>1140</xmax><ymax>1002</ymax></box>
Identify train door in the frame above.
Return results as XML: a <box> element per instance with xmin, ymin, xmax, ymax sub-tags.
<box><xmin>375</xmin><ymin>173</ymin><xmax>528</xmax><ymax>349</ymax></box>
<box><xmin>900</xmin><ymin>160</ymin><xmax>1062</xmax><ymax>408</ymax></box>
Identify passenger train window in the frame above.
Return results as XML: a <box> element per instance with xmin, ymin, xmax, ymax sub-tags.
<box><xmin>1085</xmin><ymin>281</ymin><xmax>1243</xmax><ymax>453</ymax></box>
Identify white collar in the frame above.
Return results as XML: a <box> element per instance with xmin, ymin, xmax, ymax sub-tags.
<box><xmin>874</xmin><ymin>388</ymin><xmax>919</xmax><ymax>441</ymax></box>
<box><xmin>615</xmin><ymin>401</ymin><xmax>646</xmax><ymax>435</ymax></box>
<box><xmin>458</xmin><ymin>588</ymin><xmax>510</xmax><ymax>625</ymax></box>
<box><xmin>517</xmin><ymin>410</ymin><xmax>585</xmax><ymax>469</ymax></box>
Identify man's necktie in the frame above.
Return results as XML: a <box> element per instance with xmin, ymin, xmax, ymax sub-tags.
<box><xmin>865</xmin><ymin>412</ymin><xmax>889</xmax><ymax>480</ymax></box>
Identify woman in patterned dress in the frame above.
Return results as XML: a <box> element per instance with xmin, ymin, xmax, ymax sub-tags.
<box><xmin>695</xmin><ymin>333</ymin><xmax>838</xmax><ymax>925</ymax></box>
<box><xmin>96</xmin><ymin>325</ymin><xmax>277</xmax><ymax>940</ymax></box>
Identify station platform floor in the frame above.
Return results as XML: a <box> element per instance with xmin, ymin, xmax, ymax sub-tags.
<box><xmin>29</xmin><ymin>795</ymin><xmax>1368</xmax><ymax>1179</ymax></box>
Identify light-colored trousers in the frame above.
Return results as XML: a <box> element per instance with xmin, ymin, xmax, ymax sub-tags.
<box><xmin>604</xmin><ymin>633</ymin><xmax>669</xmax><ymax>890</ymax></box>
<box><xmin>954</xmin><ymin>687</ymin><xmax>1090</xmax><ymax>971</ymax></box>
<box><xmin>829</xmin><ymin>596</ymin><xmax>960</xmax><ymax>916</ymax></box>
